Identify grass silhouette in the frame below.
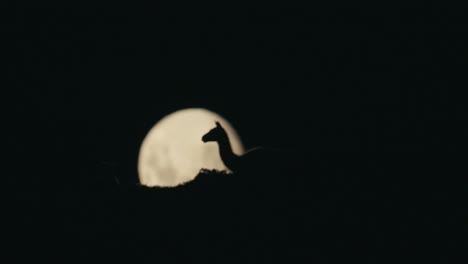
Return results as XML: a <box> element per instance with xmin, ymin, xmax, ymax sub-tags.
<box><xmin>11</xmin><ymin>153</ymin><xmax>457</xmax><ymax>264</ymax></box>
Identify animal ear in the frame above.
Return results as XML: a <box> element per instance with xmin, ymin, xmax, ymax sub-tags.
<box><xmin>215</xmin><ymin>121</ymin><xmax>221</xmax><ymax>127</ymax></box>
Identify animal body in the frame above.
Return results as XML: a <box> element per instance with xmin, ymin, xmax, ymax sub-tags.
<box><xmin>202</xmin><ymin>121</ymin><xmax>292</xmax><ymax>174</ymax></box>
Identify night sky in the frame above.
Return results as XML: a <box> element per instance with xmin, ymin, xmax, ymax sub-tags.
<box><xmin>7</xmin><ymin>2</ymin><xmax>466</xmax><ymax>263</ymax></box>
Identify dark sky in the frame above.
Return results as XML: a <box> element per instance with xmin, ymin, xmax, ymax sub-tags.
<box><xmin>17</xmin><ymin>12</ymin><xmax>462</xmax><ymax>147</ymax></box>
<box><xmin>7</xmin><ymin>3</ymin><xmax>464</xmax><ymax>182</ymax></box>
<box><xmin>6</xmin><ymin>2</ymin><xmax>467</xmax><ymax>262</ymax></box>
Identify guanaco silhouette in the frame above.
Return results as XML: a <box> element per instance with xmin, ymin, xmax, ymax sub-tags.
<box><xmin>202</xmin><ymin>121</ymin><xmax>296</xmax><ymax>175</ymax></box>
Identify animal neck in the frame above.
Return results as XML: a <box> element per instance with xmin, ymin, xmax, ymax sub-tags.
<box><xmin>216</xmin><ymin>135</ymin><xmax>239</xmax><ymax>172</ymax></box>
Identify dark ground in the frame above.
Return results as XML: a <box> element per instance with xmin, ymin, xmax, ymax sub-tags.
<box><xmin>7</xmin><ymin>152</ymin><xmax>466</xmax><ymax>263</ymax></box>
<box><xmin>6</xmin><ymin>2</ymin><xmax>467</xmax><ymax>263</ymax></box>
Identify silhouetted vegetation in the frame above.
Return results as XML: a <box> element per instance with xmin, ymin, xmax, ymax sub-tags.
<box><xmin>9</xmin><ymin>150</ymin><xmax>464</xmax><ymax>264</ymax></box>
<box><xmin>26</xmin><ymin>168</ymin><xmax>296</xmax><ymax>263</ymax></box>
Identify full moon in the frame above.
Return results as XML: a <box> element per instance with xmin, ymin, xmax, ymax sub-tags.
<box><xmin>138</xmin><ymin>108</ymin><xmax>245</xmax><ymax>187</ymax></box>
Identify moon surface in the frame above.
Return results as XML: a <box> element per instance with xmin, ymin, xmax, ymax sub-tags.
<box><xmin>138</xmin><ymin>108</ymin><xmax>245</xmax><ymax>187</ymax></box>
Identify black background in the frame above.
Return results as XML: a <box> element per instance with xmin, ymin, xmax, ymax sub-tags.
<box><xmin>6</xmin><ymin>2</ymin><xmax>467</xmax><ymax>263</ymax></box>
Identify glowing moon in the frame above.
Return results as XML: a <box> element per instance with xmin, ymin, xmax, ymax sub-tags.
<box><xmin>138</xmin><ymin>108</ymin><xmax>245</xmax><ymax>187</ymax></box>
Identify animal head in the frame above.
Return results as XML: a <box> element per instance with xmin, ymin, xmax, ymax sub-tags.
<box><xmin>202</xmin><ymin>121</ymin><xmax>226</xmax><ymax>143</ymax></box>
